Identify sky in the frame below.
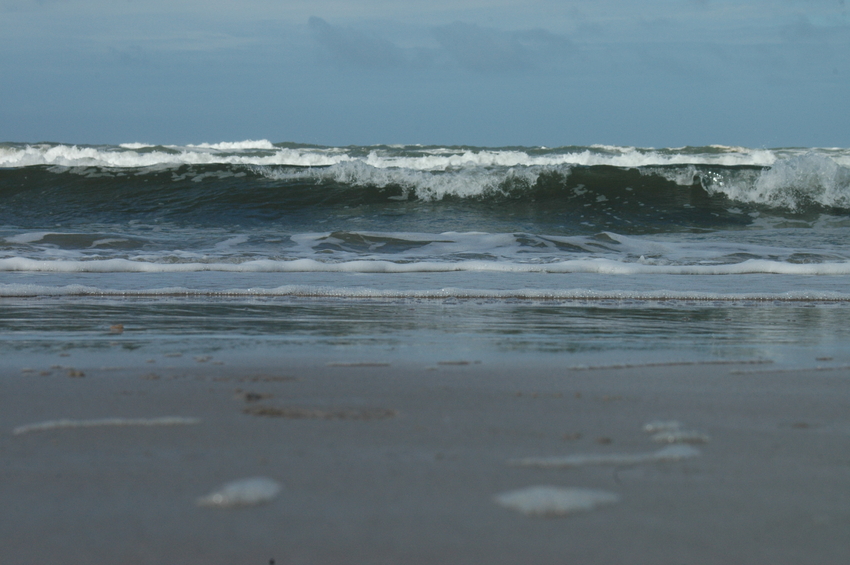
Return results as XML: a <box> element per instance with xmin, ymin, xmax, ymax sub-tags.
<box><xmin>1</xmin><ymin>0</ymin><xmax>849</xmax><ymax>147</ymax></box>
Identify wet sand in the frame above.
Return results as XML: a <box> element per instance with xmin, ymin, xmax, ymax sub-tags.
<box><xmin>2</xmin><ymin>358</ymin><xmax>848</xmax><ymax>564</ymax></box>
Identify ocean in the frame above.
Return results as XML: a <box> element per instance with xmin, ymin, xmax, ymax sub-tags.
<box><xmin>2</xmin><ymin>140</ymin><xmax>849</xmax><ymax>370</ymax></box>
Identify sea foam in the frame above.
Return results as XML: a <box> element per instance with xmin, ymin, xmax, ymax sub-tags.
<box><xmin>196</xmin><ymin>477</ymin><xmax>282</xmax><ymax>508</ymax></box>
<box><xmin>494</xmin><ymin>486</ymin><xmax>619</xmax><ymax>517</ymax></box>
<box><xmin>2</xmin><ymin>257</ymin><xmax>849</xmax><ymax>276</ymax></box>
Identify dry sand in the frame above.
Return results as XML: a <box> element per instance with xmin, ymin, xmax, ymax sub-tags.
<box><xmin>2</xmin><ymin>358</ymin><xmax>848</xmax><ymax>564</ymax></box>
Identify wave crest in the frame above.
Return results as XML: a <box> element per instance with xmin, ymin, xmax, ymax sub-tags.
<box><xmin>2</xmin><ymin>142</ymin><xmax>849</xmax><ymax>212</ymax></box>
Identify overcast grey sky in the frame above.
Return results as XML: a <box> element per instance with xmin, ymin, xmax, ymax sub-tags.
<box><xmin>2</xmin><ymin>0</ymin><xmax>848</xmax><ymax>147</ymax></box>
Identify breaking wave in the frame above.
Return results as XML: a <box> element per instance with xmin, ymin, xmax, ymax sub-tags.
<box><xmin>2</xmin><ymin>141</ymin><xmax>848</xmax><ymax>212</ymax></box>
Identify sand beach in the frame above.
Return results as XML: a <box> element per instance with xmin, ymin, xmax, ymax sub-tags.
<box><xmin>3</xmin><ymin>356</ymin><xmax>848</xmax><ymax>564</ymax></box>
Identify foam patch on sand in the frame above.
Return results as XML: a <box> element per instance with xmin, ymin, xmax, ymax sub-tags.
<box><xmin>642</xmin><ymin>420</ymin><xmax>683</xmax><ymax>433</ymax></box>
<box><xmin>651</xmin><ymin>430</ymin><xmax>711</xmax><ymax>444</ymax></box>
<box><xmin>196</xmin><ymin>477</ymin><xmax>282</xmax><ymax>509</ymax></box>
<box><xmin>12</xmin><ymin>416</ymin><xmax>201</xmax><ymax>435</ymax></box>
<box><xmin>494</xmin><ymin>486</ymin><xmax>619</xmax><ymax>517</ymax></box>
<box><xmin>508</xmin><ymin>445</ymin><xmax>701</xmax><ymax>469</ymax></box>
<box><xmin>643</xmin><ymin>420</ymin><xmax>710</xmax><ymax>444</ymax></box>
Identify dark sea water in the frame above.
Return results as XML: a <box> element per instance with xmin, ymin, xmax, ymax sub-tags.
<box><xmin>2</xmin><ymin>141</ymin><xmax>849</xmax><ymax>369</ymax></box>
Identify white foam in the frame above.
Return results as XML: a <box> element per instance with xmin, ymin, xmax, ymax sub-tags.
<box><xmin>0</xmin><ymin>144</ymin><xmax>350</xmax><ymax>168</ymax></box>
<box><xmin>119</xmin><ymin>143</ymin><xmax>154</xmax><ymax>149</ymax></box>
<box><xmin>642</xmin><ymin>420</ymin><xmax>683</xmax><ymax>433</ymax></box>
<box><xmin>185</xmin><ymin>140</ymin><xmax>276</xmax><ymax>151</ymax></box>
<box><xmin>651</xmin><ymin>430</ymin><xmax>711</xmax><ymax>444</ymax></box>
<box><xmin>744</xmin><ymin>153</ymin><xmax>850</xmax><ymax>210</ymax></box>
<box><xmin>0</xmin><ymin>142</ymin><xmax>801</xmax><ymax>171</ymax></box>
<box><xmin>1</xmin><ymin>256</ymin><xmax>849</xmax><ymax>276</ymax></box>
<box><xmin>493</xmin><ymin>486</ymin><xmax>619</xmax><ymax>517</ymax></box>
<box><xmin>642</xmin><ymin>420</ymin><xmax>710</xmax><ymax>444</ymax></box>
<box><xmin>12</xmin><ymin>416</ymin><xmax>201</xmax><ymax>435</ymax></box>
<box><xmin>358</xmin><ymin>146</ymin><xmax>781</xmax><ymax>170</ymax></box>
<box><xmin>196</xmin><ymin>477</ymin><xmax>281</xmax><ymax>508</ymax></box>
<box><xmin>508</xmin><ymin>445</ymin><xmax>701</xmax><ymax>469</ymax></box>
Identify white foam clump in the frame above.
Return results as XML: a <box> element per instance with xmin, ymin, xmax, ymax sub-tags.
<box><xmin>494</xmin><ymin>486</ymin><xmax>619</xmax><ymax>517</ymax></box>
<box><xmin>705</xmin><ymin>153</ymin><xmax>850</xmax><ymax>210</ymax></box>
<box><xmin>119</xmin><ymin>143</ymin><xmax>154</xmax><ymax>149</ymax></box>
<box><xmin>643</xmin><ymin>420</ymin><xmax>710</xmax><ymax>444</ymax></box>
<box><xmin>196</xmin><ymin>477</ymin><xmax>282</xmax><ymax>509</ymax></box>
<box><xmin>13</xmin><ymin>416</ymin><xmax>200</xmax><ymax>435</ymax></box>
<box><xmin>185</xmin><ymin>140</ymin><xmax>276</xmax><ymax>150</ymax></box>
<box><xmin>643</xmin><ymin>420</ymin><xmax>682</xmax><ymax>433</ymax></box>
<box><xmin>508</xmin><ymin>445</ymin><xmax>701</xmax><ymax>469</ymax></box>
<box><xmin>651</xmin><ymin>431</ymin><xmax>711</xmax><ymax>444</ymax></box>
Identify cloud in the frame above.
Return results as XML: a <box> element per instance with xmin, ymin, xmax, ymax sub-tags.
<box><xmin>780</xmin><ymin>14</ymin><xmax>850</xmax><ymax>43</ymax></box>
<box><xmin>433</xmin><ymin>22</ymin><xmax>574</xmax><ymax>73</ymax></box>
<box><xmin>306</xmin><ymin>17</ymin><xmax>575</xmax><ymax>74</ymax></box>
<box><xmin>308</xmin><ymin>16</ymin><xmax>406</xmax><ymax>69</ymax></box>
<box><xmin>110</xmin><ymin>45</ymin><xmax>151</xmax><ymax>67</ymax></box>
<box><xmin>432</xmin><ymin>22</ymin><xmax>574</xmax><ymax>72</ymax></box>
<box><xmin>432</xmin><ymin>22</ymin><xmax>529</xmax><ymax>72</ymax></box>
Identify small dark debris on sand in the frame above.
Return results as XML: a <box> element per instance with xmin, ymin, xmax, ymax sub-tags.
<box><xmin>234</xmin><ymin>390</ymin><xmax>273</xmax><ymax>403</ymax></box>
<box><xmin>326</xmin><ymin>362</ymin><xmax>390</xmax><ymax>368</ymax></box>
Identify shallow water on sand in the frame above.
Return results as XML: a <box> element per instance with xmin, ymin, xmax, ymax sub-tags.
<box><xmin>3</xmin><ymin>291</ymin><xmax>849</xmax><ymax>372</ymax></box>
